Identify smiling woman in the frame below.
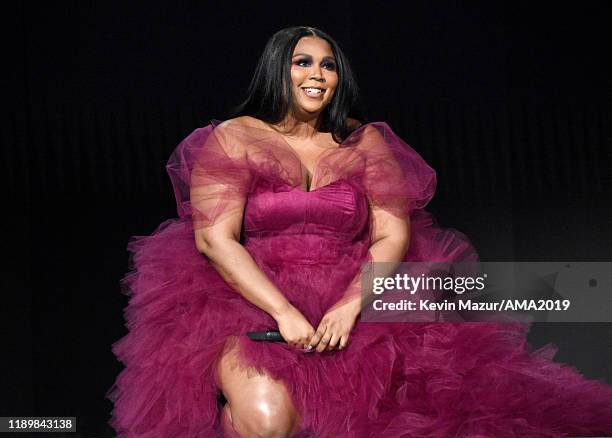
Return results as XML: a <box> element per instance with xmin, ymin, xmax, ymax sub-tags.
<box><xmin>290</xmin><ymin>37</ymin><xmax>338</xmax><ymax>111</ymax></box>
<box><xmin>107</xmin><ymin>25</ymin><xmax>612</xmax><ymax>438</ymax></box>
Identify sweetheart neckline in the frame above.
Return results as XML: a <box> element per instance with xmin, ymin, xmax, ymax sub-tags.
<box><xmin>210</xmin><ymin>118</ymin><xmax>376</xmax><ymax>193</ymax></box>
<box><xmin>286</xmin><ymin>178</ymin><xmax>351</xmax><ymax>194</ymax></box>
<box><xmin>244</xmin><ymin>117</ymin><xmax>371</xmax><ymax>193</ymax></box>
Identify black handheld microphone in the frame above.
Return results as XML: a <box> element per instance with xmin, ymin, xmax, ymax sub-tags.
<box><xmin>246</xmin><ymin>330</ymin><xmax>286</xmax><ymax>343</ymax></box>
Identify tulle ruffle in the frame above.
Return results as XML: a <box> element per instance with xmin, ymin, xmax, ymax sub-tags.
<box><xmin>107</xmin><ymin>217</ymin><xmax>612</xmax><ymax>437</ymax></box>
<box><xmin>108</xmin><ymin>119</ymin><xmax>612</xmax><ymax>437</ymax></box>
<box><xmin>166</xmin><ymin>118</ymin><xmax>437</xmax><ymax>231</ymax></box>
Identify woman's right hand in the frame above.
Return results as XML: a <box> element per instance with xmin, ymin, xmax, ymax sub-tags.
<box><xmin>273</xmin><ymin>304</ymin><xmax>315</xmax><ymax>350</ymax></box>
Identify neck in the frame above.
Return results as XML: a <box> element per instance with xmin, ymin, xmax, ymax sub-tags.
<box><xmin>274</xmin><ymin>110</ymin><xmax>322</xmax><ymax>139</ymax></box>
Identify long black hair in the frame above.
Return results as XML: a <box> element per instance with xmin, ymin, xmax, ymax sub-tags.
<box><xmin>229</xmin><ymin>26</ymin><xmax>368</xmax><ymax>143</ymax></box>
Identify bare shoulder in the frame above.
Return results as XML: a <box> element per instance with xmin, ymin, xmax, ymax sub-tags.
<box><xmin>211</xmin><ymin>117</ymin><xmax>258</xmax><ymax>158</ymax></box>
<box><xmin>219</xmin><ymin>115</ymin><xmax>262</xmax><ymax>130</ymax></box>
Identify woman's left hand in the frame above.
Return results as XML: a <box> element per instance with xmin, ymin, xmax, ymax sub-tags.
<box><xmin>308</xmin><ymin>298</ymin><xmax>361</xmax><ymax>352</ymax></box>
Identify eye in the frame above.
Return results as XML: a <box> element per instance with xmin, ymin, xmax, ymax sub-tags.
<box><xmin>323</xmin><ymin>61</ymin><xmax>337</xmax><ymax>70</ymax></box>
<box><xmin>294</xmin><ymin>59</ymin><xmax>311</xmax><ymax>67</ymax></box>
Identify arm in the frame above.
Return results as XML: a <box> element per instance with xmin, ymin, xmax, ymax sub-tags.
<box><xmin>307</xmin><ymin>206</ymin><xmax>410</xmax><ymax>353</ymax></box>
<box><xmin>308</xmin><ymin>123</ymin><xmax>415</xmax><ymax>352</ymax></box>
<box><xmin>193</xmin><ymin>198</ymin><xmax>318</xmax><ymax>349</ymax></box>
<box><xmin>190</xmin><ymin>120</ymin><xmax>288</xmax><ymax>318</ymax></box>
<box><xmin>338</xmin><ymin>206</ymin><xmax>411</xmax><ymax>312</ymax></box>
<box><xmin>194</xmin><ymin>212</ymin><xmax>290</xmax><ymax>320</ymax></box>
<box><xmin>190</xmin><ymin>121</ymin><xmax>315</xmax><ymax>349</ymax></box>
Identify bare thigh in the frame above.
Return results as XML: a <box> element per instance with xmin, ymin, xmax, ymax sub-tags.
<box><xmin>216</xmin><ymin>338</ymin><xmax>302</xmax><ymax>437</ymax></box>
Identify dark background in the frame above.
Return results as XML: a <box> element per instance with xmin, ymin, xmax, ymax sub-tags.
<box><xmin>1</xmin><ymin>1</ymin><xmax>610</xmax><ymax>437</ymax></box>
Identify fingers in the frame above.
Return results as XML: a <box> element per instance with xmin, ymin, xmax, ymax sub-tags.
<box><xmin>315</xmin><ymin>328</ymin><xmax>332</xmax><ymax>353</ymax></box>
<box><xmin>307</xmin><ymin>326</ymin><xmax>325</xmax><ymax>350</ymax></box>
<box><xmin>294</xmin><ymin>334</ymin><xmax>315</xmax><ymax>350</ymax></box>
<box><xmin>300</xmin><ymin>331</ymin><xmax>315</xmax><ymax>350</ymax></box>
<box><xmin>308</xmin><ymin>324</ymin><xmax>349</xmax><ymax>352</ymax></box>
<box><xmin>325</xmin><ymin>332</ymin><xmax>341</xmax><ymax>351</ymax></box>
<box><xmin>308</xmin><ymin>326</ymin><xmax>332</xmax><ymax>353</ymax></box>
<box><xmin>327</xmin><ymin>333</ymin><xmax>350</xmax><ymax>351</ymax></box>
<box><xmin>285</xmin><ymin>332</ymin><xmax>313</xmax><ymax>350</ymax></box>
<box><xmin>337</xmin><ymin>335</ymin><xmax>347</xmax><ymax>350</ymax></box>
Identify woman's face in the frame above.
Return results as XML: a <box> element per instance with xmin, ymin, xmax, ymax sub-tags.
<box><xmin>289</xmin><ymin>36</ymin><xmax>338</xmax><ymax>118</ymax></box>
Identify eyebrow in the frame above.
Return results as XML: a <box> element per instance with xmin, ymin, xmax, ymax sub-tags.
<box><xmin>292</xmin><ymin>53</ymin><xmax>336</xmax><ymax>61</ymax></box>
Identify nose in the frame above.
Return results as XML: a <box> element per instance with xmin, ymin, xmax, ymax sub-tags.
<box><xmin>309</xmin><ymin>65</ymin><xmax>324</xmax><ymax>81</ymax></box>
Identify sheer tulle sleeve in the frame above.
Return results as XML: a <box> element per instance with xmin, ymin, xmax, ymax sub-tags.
<box><xmin>355</xmin><ymin>122</ymin><xmax>437</xmax><ymax>219</ymax></box>
<box><xmin>166</xmin><ymin>120</ymin><xmax>252</xmax><ymax>230</ymax></box>
<box><xmin>329</xmin><ymin>122</ymin><xmax>439</xmax><ymax>308</ymax></box>
<box><xmin>336</xmin><ymin>122</ymin><xmax>480</xmax><ymax>318</ymax></box>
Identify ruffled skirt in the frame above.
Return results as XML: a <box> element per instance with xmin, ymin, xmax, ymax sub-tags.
<box><xmin>107</xmin><ymin>210</ymin><xmax>612</xmax><ymax>437</ymax></box>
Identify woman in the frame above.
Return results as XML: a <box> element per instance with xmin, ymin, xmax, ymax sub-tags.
<box><xmin>108</xmin><ymin>26</ymin><xmax>612</xmax><ymax>437</ymax></box>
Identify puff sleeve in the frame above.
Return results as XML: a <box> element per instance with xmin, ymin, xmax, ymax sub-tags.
<box><xmin>352</xmin><ymin>122</ymin><xmax>437</xmax><ymax>219</ymax></box>
<box><xmin>166</xmin><ymin>120</ymin><xmax>252</xmax><ymax>230</ymax></box>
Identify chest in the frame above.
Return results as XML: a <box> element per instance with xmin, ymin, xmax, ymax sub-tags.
<box><xmin>281</xmin><ymin>134</ymin><xmax>340</xmax><ymax>192</ymax></box>
<box><xmin>242</xmin><ymin>178</ymin><xmax>370</xmax><ymax>240</ymax></box>
<box><xmin>281</xmin><ymin>134</ymin><xmax>338</xmax><ymax>173</ymax></box>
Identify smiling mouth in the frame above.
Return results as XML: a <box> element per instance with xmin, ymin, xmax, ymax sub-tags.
<box><xmin>300</xmin><ymin>87</ymin><xmax>325</xmax><ymax>97</ymax></box>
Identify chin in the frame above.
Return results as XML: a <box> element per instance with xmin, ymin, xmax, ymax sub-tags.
<box><xmin>295</xmin><ymin>105</ymin><xmax>324</xmax><ymax>117</ymax></box>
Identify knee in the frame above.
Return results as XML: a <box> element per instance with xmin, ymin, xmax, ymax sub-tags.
<box><xmin>231</xmin><ymin>401</ymin><xmax>299</xmax><ymax>438</ymax></box>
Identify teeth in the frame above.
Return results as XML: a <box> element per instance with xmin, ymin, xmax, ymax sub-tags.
<box><xmin>303</xmin><ymin>88</ymin><xmax>324</xmax><ymax>95</ymax></box>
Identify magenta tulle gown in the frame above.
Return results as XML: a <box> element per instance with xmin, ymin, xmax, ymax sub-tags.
<box><xmin>107</xmin><ymin>118</ymin><xmax>612</xmax><ymax>437</ymax></box>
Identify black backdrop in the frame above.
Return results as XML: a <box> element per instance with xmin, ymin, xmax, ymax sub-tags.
<box><xmin>2</xmin><ymin>1</ymin><xmax>611</xmax><ymax>437</ymax></box>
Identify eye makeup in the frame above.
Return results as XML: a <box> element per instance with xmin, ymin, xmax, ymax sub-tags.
<box><xmin>292</xmin><ymin>56</ymin><xmax>337</xmax><ymax>70</ymax></box>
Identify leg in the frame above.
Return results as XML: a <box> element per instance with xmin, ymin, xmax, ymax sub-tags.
<box><xmin>220</xmin><ymin>402</ymin><xmax>242</xmax><ymax>438</ymax></box>
<box><xmin>216</xmin><ymin>340</ymin><xmax>302</xmax><ymax>438</ymax></box>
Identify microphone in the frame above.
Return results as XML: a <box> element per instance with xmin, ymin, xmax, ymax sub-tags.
<box><xmin>246</xmin><ymin>330</ymin><xmax>286</xmax><ymax>343</ymax></box>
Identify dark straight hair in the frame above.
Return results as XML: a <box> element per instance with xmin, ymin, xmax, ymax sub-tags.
<box><xmin>229</xmin><ymin>26</ymin><xmax>368</xmax><ymax>143</ymax></box>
